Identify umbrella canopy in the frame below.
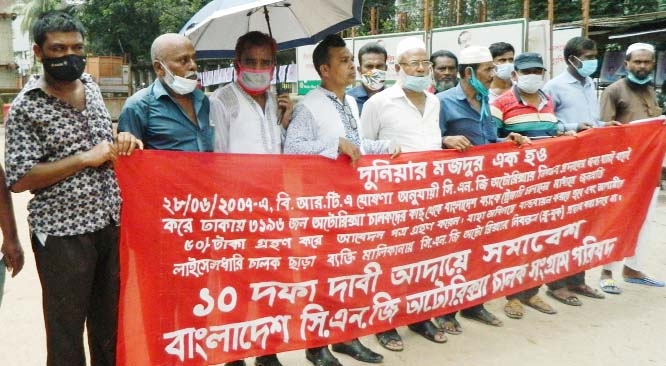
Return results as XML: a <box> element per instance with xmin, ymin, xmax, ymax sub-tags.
<box><xmin>181</xmin><ymin>0</ymin><xmax>364</xmax><ymax>59</ymax></box>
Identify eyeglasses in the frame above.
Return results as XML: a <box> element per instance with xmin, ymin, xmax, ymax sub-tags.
<box><xmin>342</xmin><ymin>104</ymin><xmax>358</xmax><ymax>130</ymax></box>
<box><xmin>399</xmin><ymin>60</ymin><xmax>433</xmax><ymax>68</ymax></box>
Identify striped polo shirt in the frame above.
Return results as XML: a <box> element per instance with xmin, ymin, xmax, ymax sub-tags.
<box><xmin>491</xmin><ymin>86</ymin><xmax>561</xmax><ymax>138</ymax></box>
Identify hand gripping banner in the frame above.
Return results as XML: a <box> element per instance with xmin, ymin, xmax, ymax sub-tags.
<box><xmin>115</xmin><ymin>119</ymin><xmax>666</xmax><ymax>365</ymax></box>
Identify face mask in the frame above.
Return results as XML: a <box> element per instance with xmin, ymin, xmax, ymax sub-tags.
<box><xmin>627</xmin><ymin>71</ymin><xmax>653</xmax><ymax>85</ymax></box>
<box><xmin>516</xmin><ymin>73</ymin><xmax>544</xmax><ymax>94</ymax></box>
<box><xmin>398</xmin><ymin>68</ymin><xmax>432</xmax><ymax>92</ymax></box>
<box><xmin>42</xmin><ymin>54</ymin><xmax>86</xmax><ymax>82</ymax></box>
<box><xmin>466</xmin><ymin>67</ymin><xmax>490</xmax><ymax>121</ymax></box>
<box><xmin>361</xmin><ymin>69</ymin><xmax>386</xmax><ymax>91</ymax></box>
<box><xmin>570</xmin><ymin>57</ymin><xmax>597</xmax><ymax>78</ymax></box>
<box><xmin>160</xmin><ymin>61</ymin><xmax>198</xmax><ymax>95</ymax></box>
<box><xmin>237</xmin><ymin>65</ymin><xmax>273</xmax><ymax>95</ymax></box>
<box><xmin>495</xmin><ymin>63</ymin><xmax>514</xmax><ymax>80</ymax></box>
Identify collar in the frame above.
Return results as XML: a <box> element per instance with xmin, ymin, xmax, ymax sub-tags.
<box><xmin>512</xmin><ymin>85</ymin><xmax>547</xmax><ymax>104</ymax></box>
<box><xmin>452</xmin><ymin>83</ymin><xmax>467</xmax><ymax>101</ymax></box>
<box><xmin>24</xmin><ymin>73</ymin><xmax>93</xmax><ymax>93</ymax></box>
<box><xmin>347</xmin><ymin>84</ymin><xmax>370</xmax><ymax>98</ymax></box>
<box><xmin>154</xmin><ymin>78</ymin><xmax>204</xmax><ymax>104</ymax></box>
<box><xmin>562</xmin><ymin>69</ymin><xmax>592</xmax><ymax>87</ymax></box>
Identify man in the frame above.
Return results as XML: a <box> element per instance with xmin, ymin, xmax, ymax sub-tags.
<box><xmin>347</xmin><ymin>42</ymin><xmax>388</xmax><ymax>113</ymax></box>
<box><xmin>285</xmin><ymin>34</ymin><xmax>395</xmax><ymax>366</ymax></box>
<box><xmin>429</xmin><ymin>50</ymin><xmax>458</xmax><ymax>93</ymax></box>
<box><xmin>361</xmin><ymin>37</ymin><xmax>446</xmax><ymax>351</ymax></box>
<box><xmin>597</xmin><ymin>42</ymin><xmax>664</xmax><ymax>293</ymax></box>
<box><xmin>488</xmin><ymin>42</ymin><xmax>515</xmax><ymax>103</ymax></box>
<box><xmin>542</xmin><ymin>36</ymin><xmax>612</xmax><ymax>305</ymax></box>
<box><xmin>4</xmin><ymin>11</ymin><xmax>141</xmax><ymax>366</ymax></box>
<box><xmin>209</xmin><ymin>30</ymin><xmax>292</xmax><ymax>366</ymax></box>
<box><xmin>118</xmin><ymin>33</ymin><xmax>213</xmax><ymax>152</ymax></box>
<box><xmin>490</xmin><ymin>52</ymin><xmax>565</xmax><ymax>319</ymax></box>
<box><xmin>437</xmin><ymin>45</ymin><xmax>529</xmax><ymax>334</ymax></box>
<box><xmin>0</xmin><ymin>164</ymin><xmax>23</xmax><ymax>307</ymax></box>
<box><xmin>457</xmin><ymin>30</ymin><xmax>472</xmax><ymax>50</ymax></box>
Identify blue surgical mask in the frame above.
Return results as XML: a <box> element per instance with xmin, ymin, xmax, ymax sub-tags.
<box><xmin>466</xmin><ymin>67</ymin><xmax>490</xmax><ymax>122</ymax></box>
<box><xmin>627</xmin><ymin>71</ymin><xmax>653</xmax><ymax>85</ymax></box>
<box><xmin>571</xmin><ymin>57</ymin><xmax>598</xmax><ymax>78</ymax></box>
<box><xmin>398</xmin><ymin>68</ymin><xmax>432</xmax><ymax>92</ymax></box>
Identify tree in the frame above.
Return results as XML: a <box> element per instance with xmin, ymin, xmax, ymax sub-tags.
<box><xmin>12</xmin><ymin>0</ymin><xmax>69</xmax><ymax>34</ymax></box>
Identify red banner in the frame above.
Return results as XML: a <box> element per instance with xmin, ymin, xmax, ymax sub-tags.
<box><xmin>115</xmin><ymin>120</ymin><xmax>666</xmax><ymax>366</ymax></box>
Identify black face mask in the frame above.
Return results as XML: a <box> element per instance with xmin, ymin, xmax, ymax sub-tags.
<box><xmin>42</xmin><ymin>54</ymin><xmax>86</xmax><ymax>82</ymax></box>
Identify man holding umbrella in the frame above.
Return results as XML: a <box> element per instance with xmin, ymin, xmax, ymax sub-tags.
<box><xmin>209</xmin><ymin>30</ymin><xmax>292</xmax><ymax>366</ymax></box>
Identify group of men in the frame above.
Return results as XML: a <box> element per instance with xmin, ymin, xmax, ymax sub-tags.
<box><xmin>2</xmin><ymin>9</ymin><xmax>665</xmax><ymax>366</ymax></box>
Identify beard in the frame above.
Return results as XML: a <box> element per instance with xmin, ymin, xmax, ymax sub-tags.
<box><xmin>435</xmin><ymin>79</ymin><xmax>456</xmax><ymax>92</ymax></box>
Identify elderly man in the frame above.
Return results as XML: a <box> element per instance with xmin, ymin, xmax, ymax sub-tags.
<box><xmin>285</xmin><ymin>34</ymin><xmax>397</xmax><ymax>366</ymax></box>
<box><xmin>542</xmin><ymin>36</ymin><xmax>614</xmax><ymax>305</ymax></box>
<box><xmin>347</xmin><ymin>42</ymin><xmax>388</xmax><ymax>113</ymax></box>
<box><xmin>5</xmin><ymin>11</ymin><xmax>141</xmax><ymax>366</ymax></box>
<box><xmin>118</xmin><ymin>33</ymin><xmax>213</xmax><ymax>152</ymax></box>
<box><xmin>209</xmin><ymin>30</ymin><xmax>292</xmax><ymax>366</ymax></box>
<box><xmin>488</xmin><ymin>42</ymin><xmax>515</xmax><ymax>103</ymax></box>
<box><xmin>429</xmin><ymin>49</ymin><xmax>458</xmax><ymax>93</ymax></box>
<box><xmin>436</xmin><ymin>45</ymin><xmax>530</xmax><ymax>334</ymax></box>
<box><xmin>597</xmin><ymin>42</ymin><xmax>665</xmax><ymax>293</ymax></box>
<box><xmin>361</xmin><ymin>37</ymin><xmax>446</xmax><ymax>351</ymax></box>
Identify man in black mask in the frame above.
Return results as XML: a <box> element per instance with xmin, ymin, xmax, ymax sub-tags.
<box><xmin>4</xmin><ymin>11</ymin><xmax>141</xmax><ymax>366</ymax></box>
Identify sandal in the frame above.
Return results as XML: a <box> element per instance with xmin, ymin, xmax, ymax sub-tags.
<box><xmin>433</xmin><ymin>315</ymin><xmax>462</xmax><ymax>335</ymax></box>
<box><xmin>408</xmin><ymin>320</ymin><xmax>447</xmax><ymax>343</ymax></box>
<box><xmin>599</xmin><ymin>278</ymin><xmax>622</xmax><ymax>294</ymax></box>
<box><xmin>521</xmin><ymin>295</ymin><xmax>557</xmax><ymax>314</ymax></box>
<box><xmin>503</xmin><ymin>298</ymin><xmax>524</xmax><ymax>319</ymax></box>
<box><xmin>546</xmin><ymin>289</ymin><xmax>582</xmax><ymax>306</ymax></box>
<box><xmin>375</xmin><ymin>329</ymin><xmax>404</xmax><ymax>352</ymax></box>
<box><xmin>569</xmin><ymin>284</ymin><xmax>605</xmax><ymax>299</ymax></box>
<box><xmin>460</xmin><ymin>308</ymin><xmax>503</xmax><ymax>327</ymax></box>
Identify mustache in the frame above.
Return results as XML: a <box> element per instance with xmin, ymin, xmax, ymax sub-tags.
<box><xmin>184</xmin><ymin>72</ymin><xmax>198</xmax><ymax>80</ymax></box>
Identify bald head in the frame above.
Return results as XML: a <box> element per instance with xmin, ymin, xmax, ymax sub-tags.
<box><xmin>151</xmin><ymin>33</ymin><xmax>193</xmax><ymax>62</ymax></box>
<box><xmin>151</xmin><ymin>33</ymin><xmax>198</xmax><ymax>84</ymax></box>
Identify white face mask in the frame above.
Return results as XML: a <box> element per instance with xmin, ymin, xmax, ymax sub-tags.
<box><xmin>160</xmin><ymin>62</ymin><xmax>198</xmax><ymax>95</ymax></box>
<box><xmin>516</xmin><ymin>73</ymin><xmax>544</xmax><ymax>94</ymax></box>
<box><xmin>361</xmin><ymin>69</ymin><xmax>387</xmax><ymax>91</ymax></box>
<box><xmin>495</xmin><ymin>63</ymin><xmax>514</xmax><ymax>80</ymax></box>
<box><xmin>237</xmin><ymin>65</ymin><xmax>273</xmax><ymax>95</ymax></box>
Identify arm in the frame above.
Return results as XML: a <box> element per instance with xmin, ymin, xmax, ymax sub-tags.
<box><xmin>11</xmin><ymin>142</ymin><xmax>117</xmax><ymax>193</ymax></box>
<box><xmin>0</xmin><ymin>166</ymin><xmax>23</xmax><ymax>277</ymax></box>
<box><xmin>359</xmin><ymin>98</ymin><xmax>381</xmax><ymax>140</ymax></box>
<box><xmin>599</xmin><ymin>88</ymin><xmax>616</xmax><ymax>123</ymax></box>
<box><xmin>284</xmin><ymin>104</ymin><xmax>339</xmax><ymax>159</ymax></box>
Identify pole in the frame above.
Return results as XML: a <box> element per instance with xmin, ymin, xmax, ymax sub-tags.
<box><xmin>424</xmin><ymin>0</ymin><xmax>430</xmax><ymax>32</ymax></box>
<box><xmin>263</xmin><ymin>6</ymin><xmax>273</xmax><ymax>38</ymax></box>
<box><xmin>548</xmin><ymin>0</ymin><xmax>554</xmax><ymax>78</ymax></box>
<box><xmin>523</xmin><ymin>0</ymin><xmax>530</xmax><ymax>19</ymax></box>
<box><xmin>581</xmin><ymin>0</ymin><xmax>590</xmax><ymax>37</ymax></box>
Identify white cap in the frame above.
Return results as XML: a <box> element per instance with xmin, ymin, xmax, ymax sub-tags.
<box><xmin>396</xmin><ymin>37</ymin><xmax>426</xmax><ymax>59</ymax></box>
<box><xmin>459</xmin><ymin>45</ymin><xmax>493</xmax><ymax>64</ymax></box>
<box><xmin>626</xmin><ymin>42</ymin><xmax>654</xmax><ymax>56</ymax></box>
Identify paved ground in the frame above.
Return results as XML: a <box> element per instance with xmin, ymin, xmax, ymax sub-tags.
<box><xmin>1</xmin><ymin>128</ymin><xmax>665</xmax><ymax>366</ymax></box>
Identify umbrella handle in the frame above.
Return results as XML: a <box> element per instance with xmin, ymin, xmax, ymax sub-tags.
<box><xmin>263</xmin><ymin>6</ymin><xmax>273</xmax><ymax>38</ymax></box>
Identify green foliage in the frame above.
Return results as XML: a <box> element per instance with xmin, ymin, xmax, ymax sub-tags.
<box><xmin>77</xmin><ymin>0</ymin><xmax>213</xmax><ymax>63</ymax></box>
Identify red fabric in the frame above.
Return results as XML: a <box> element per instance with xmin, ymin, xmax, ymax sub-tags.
<box><xmin>115</xmin><ymin>120</ymin><xmax>666</xmax><ymax>366</ymax></box>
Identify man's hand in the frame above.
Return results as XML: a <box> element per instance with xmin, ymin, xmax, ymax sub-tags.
<box><xmin>82</xmin><ymin>141</ymin><xmax>117</xmax><ymax>167</ymax></box>
<box><xmin>339</xmin><ymin>138</ymin><xmax>361</xmax><ymax>166</ymax></box>
<box><xmin>2</xmin><ymin>238</ymin><xmax>24</xmax><ymax>278</ymax></box>
<box><xmin>277</xmin><ymin>94</ymin><xmax>293</xmax><ymax>129</ymax></box>
<box><xmin>506</xmin><ymin>132</ymin><xmax>531</xmax><ymax>146</ymax></box>
<box><xmin>602</xmin><ymin>120</ymin><xmax>623</xmax><ymax>127</ymax></box>
<box><xmin>442</xmin><ymin>135</ymin><xmax>472</xmax><ymax>152</ymax></box>
<box><xmin>388</xmin><ymin>141</ymin><xmax>401</xmax><ymax>159</ymax></box>
<box><xmin>577</xmin><ymin>122</ymin><xmax>595</xmax><ymax>131</ymax></box>
<box><xmin>115</xmin><ymin>132</ymin><xmax>143</xmax><ymax>156</ymax></box>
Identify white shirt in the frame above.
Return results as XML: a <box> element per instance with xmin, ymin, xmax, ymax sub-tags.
<box><xmin>360</xmin><ymin>84</ymin><xmax>442</xmax><ymax>152</ymax></box>
<box><xmin>210</xmin><ymin>83</ymin><xmax>285</xmax><ymax>154</ymax></box>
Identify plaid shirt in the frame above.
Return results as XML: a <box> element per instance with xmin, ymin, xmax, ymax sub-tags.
<box><xmin>5</xmin><ymin>74</ymin><xmax>121</xmax><ymax>236</ymax></box>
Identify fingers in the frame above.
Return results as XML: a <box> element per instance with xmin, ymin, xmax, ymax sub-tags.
<box><xmin>115</xmin><ymin>132</ymin><xmax>142</xmax><ymax>156</ymax></box>
<box><xmin>3</xmin><ymin>245</ymin><xmax>24</xmax><ymax>278</ymax></box>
